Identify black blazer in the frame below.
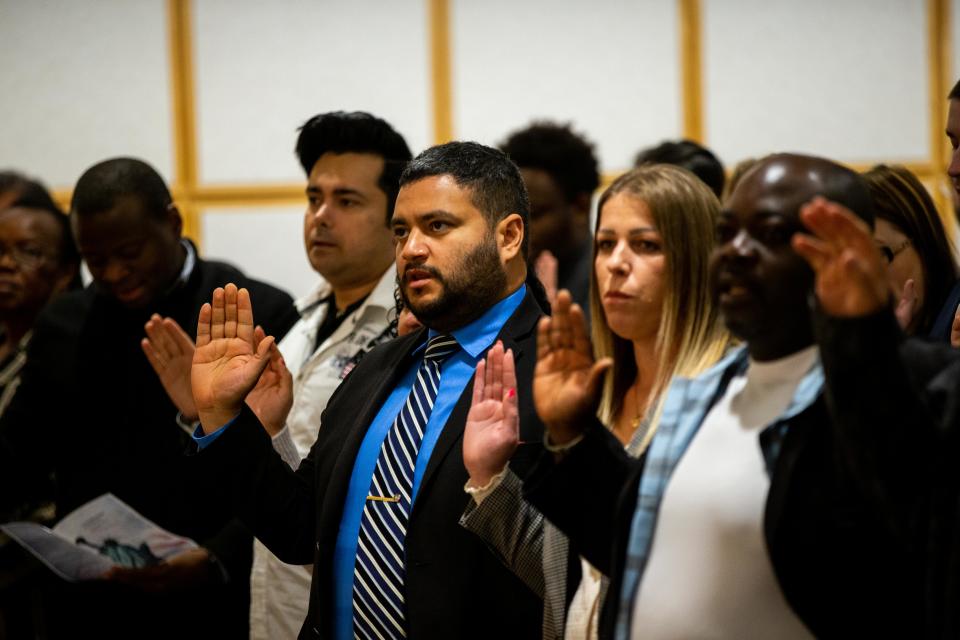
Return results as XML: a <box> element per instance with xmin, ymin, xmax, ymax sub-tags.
<box><xmin>0</xmin><ymin>255</ymin><xmax>299</xmax><ymax>638</ymax></box>
<box><xmin>524</xmin><ymin>362</ymin><xmax>923</xmax><ymax>639</ymax></box>
<box><xmin>195</xmin><ymin>290</ymin><xmax>546</xmax><ymax>639</ymax></box>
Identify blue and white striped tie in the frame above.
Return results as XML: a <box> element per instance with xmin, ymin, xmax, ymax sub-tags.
<box><xmin>352</xmin><ymin>333</ymin><xmax>459</xmax><ymax>639</ymax></box>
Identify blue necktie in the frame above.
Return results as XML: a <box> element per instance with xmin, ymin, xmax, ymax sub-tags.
<box><xmin>352</xmin><ymin>334</ymin><xmax>459</xmax><ymax>639</ymax></box>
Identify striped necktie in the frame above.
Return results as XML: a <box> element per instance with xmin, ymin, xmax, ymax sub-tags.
<box><xmin>352</xmin><ymin>333</ymin><xmax>459</xmax><ymax>639</ymax></box>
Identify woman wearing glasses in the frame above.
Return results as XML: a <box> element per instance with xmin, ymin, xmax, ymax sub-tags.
<box><xmin>863</xmin><ymin>164</ymin><xmax>960</xmax><ymax>341</ymax></box>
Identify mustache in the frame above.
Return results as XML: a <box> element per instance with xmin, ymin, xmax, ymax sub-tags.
<box><xmin>402</xmin><ymin>263</ymin><xmax>443</xmax><ymax>280</ymax></box>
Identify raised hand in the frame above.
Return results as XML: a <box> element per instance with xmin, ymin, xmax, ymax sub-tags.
<box><xmin>792</xmin><ymin>197</ymin><xmax>889</xmax><ymax>318</ymax></box>
<box><xmin>192</xmin><ymin>284</ymin><xmax>275</xmax><ymax>433</ymax></box>
<box><xmin>142</xmin><ymin>315</ymin><xmax>198</xmax><ymax>421</ymax></box>
<box><xmin>534</xmin><ymin>250</ymin><xmax>559</xmax><ymax>306</ymax></box>
<box><xmin>533</xmin><ymin>290</ymin><xmax>611</xmax><ymax>445</ymax></box>
<box><xmin>463</xmin><ymin>341</ymin><xmax>519</xmax><ymax>488</ymax></box>
<box><xmin>246</xmin><ymin>325</ymin><xmax>294</xmax><ymax>436</ymax></box>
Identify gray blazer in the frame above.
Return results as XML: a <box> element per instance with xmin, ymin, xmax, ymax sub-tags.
<box><xmin>459</xmin><ymin>426</ymin><xmax>649</xmax><ymax>639</ymax></box>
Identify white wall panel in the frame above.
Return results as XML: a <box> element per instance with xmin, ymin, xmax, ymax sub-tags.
<box><xmin>452</xmin><ymin>0</ymin><xmax>680</xmax><ymax>172</ymax></box>
<box><xmin>200</xmin><ymin>206</ymin><xmax>319</xmax><ymax>298</ymax></box>
<box><xmin>194</xmin><ymin>0</ymin><xmax>431</xmax><ymax>185</ymax></box>
<box><xmin>0</xmin><ymin>0</ymin><xmax>174</xmax><ymax>188</ymax></box>
<box><xmin>704</xmin><ymin>0</ymin><xmax>928</xmax><ymax>165</ymax></box>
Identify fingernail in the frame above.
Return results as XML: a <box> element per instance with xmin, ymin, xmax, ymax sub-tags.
<box><xmin>507</xmin><ymin>388</ymin><xmax>516</xmax><ymax>398</ymax></box>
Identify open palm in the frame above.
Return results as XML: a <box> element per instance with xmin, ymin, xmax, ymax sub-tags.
<box><xmin>533</xmin><ymin>290</ymin><xmax>610</xmax><ymax>444</ymax></box>
<box><xmin>192</xmin><ymin>284</ymin><xmax>274</xmax><ymax>432</ymax></box>
<box><xmin>463</xmin><ymin>341</ymin><xmax>519</xmax><ymax>487</ymax></box>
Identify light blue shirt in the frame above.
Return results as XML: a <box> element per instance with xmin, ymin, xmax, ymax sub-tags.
<box><xmin>332</xmin><ymin>284</ymin><xmax>525</xmax><ymax>639</ymax></box>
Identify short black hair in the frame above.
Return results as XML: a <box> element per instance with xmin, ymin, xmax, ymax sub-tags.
<box><xmin>400</xmin><ymin>141</ymin><xmax>531</xmax><ymax>259</ymax></box>
<box><xmin>499</xmin><ymin>121</ymin><xmax>600</xmax><ymax>202</ymax></box>
<box><xmin>295</xmin><ymin>111</ymin><xmax>412</xmax><ymax>223</ymax></box>
<box><xmin>950</xmin><ymin>78</ymin><xmax>960</xmax><ymax>100</ymax></box>
<box><xmin>0</xmin><ymin>173</ymin><xmax>80</xmax><ymax>272</ymax></box>
<box><xmin>71</xmin><ymin>158</ymin><xmax>173</xmax><ymax>221</ymax></box>
<box><xmin>634</xmin><ymin>139</ymin><xmax>725</xmax><ymax>198</ymax></box>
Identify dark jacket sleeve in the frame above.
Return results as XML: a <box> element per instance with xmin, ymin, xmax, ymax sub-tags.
<box><xmin>190</xmin><ymin>403</ymin><xmax>319</xmax><ymax>566</ymax></box>
<box><xmin>815</xmin><ymin>308</ymin><xmax>960</xmax><ymax>538</ymax></box>
<box><xmin>521</xmin><ymin>418</ymin><xmax>642</xmax><ymax>575</ymax></box>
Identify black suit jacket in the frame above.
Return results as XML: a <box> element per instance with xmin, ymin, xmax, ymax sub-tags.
<box><xmin>0</xmin><ymin>255</ymin><xmax>298</xmax><ymax>638</ymax></box>
<box><xmin>195</xmin><ymin>289</ymin><xmax>546</xmax><ymax>639</ymax></box>
<box><xmin>524</xmin><ymin>358</ymin><xmax>923</xmax><ymax>639</ymax></box>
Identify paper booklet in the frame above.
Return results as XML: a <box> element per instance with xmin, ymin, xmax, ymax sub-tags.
<box><xmin>0</xmin><ymin>493</ymin><xmax>197</xmax><ymax>582</ymax></box>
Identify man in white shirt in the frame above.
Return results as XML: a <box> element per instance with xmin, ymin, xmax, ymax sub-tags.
<box><xmin>143</xmin><ymin>111</ymin><xmax>413</xmax><ymax>639</ymax></box>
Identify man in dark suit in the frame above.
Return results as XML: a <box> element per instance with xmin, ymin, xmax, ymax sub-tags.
<box><xmin>0</xmin><ymin>157</ymin><xmax>299</xmax><ymax>638</ymax></box>
<box><xmin>188</xmin><ymin>142</ymin><xmax>546</xmax><ymax>639</ymax></box>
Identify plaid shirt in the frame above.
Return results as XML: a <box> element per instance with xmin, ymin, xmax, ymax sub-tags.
<box><xmin>614</xmin><ymin>345</ymin><xmax>824</xmax><ymax>639</ymax></box>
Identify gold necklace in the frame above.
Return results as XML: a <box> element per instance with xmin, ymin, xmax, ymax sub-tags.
<box><xmin>631</xmin><ymin>384</ymin><xmax>643</xmax><ymax>430</ymax></box>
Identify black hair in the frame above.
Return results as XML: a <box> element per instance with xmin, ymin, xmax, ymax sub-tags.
<box><xmin>498</xmin><ymin>121</ymin><xmax>600</xmax><ymax>202</ymax></box>
<box><xmin>295</xmin><ymin>111</ymin><xmax>412</xmax><ymax>224</ymax></box>
<box><xmin>71</xmin><ymin>158</ymin><xmax>173</xmax><ymax>221</ymax></box>
<box><xmin>0</xmin><ymin>172</ymin><xmax>80</xmax><ymax>274</ymax></box>
<box><xmin>950</xmin><ymin>78</ymin><xmax>960</xmax><ymax>100</ymax></box>
<box><xmin>634</xmin><ymin>139</ymin><xmax>725</xmax><ymax>198</ymax></box>
<box><xmin>864</xmin><ymin>164</ymin><xmax>957</xmax><ymax>334</ymax></box>
<box><xmin>400</xmin><ymin>141</ymin><xmax>531</xmax><ymax>255</ymax></box>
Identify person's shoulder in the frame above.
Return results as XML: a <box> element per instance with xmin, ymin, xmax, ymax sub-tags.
<box><xmin>196</xmin><ymin>258</ymin><xmax>294</xmax><ymax>302</ymax></box>
<box><xmin>36</xmin><ymin>288</ymin><xmax>94</xmax><ymax>332</ymax></box>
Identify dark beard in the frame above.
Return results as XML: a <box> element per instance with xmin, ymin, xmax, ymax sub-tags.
<box><xmin>399</xmin><ymin>236</ymin><xmax>507</xmax><ymax>332</ymax></box>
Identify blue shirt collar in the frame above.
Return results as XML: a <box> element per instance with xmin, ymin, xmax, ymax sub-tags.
<box><xmin>419</xmin><ymin>284</ymin><xmax>527</xmax><ymax>359</ymax></box>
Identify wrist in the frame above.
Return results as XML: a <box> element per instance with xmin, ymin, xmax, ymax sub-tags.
<box><xmin>467</xmin><ymin>464</ymin><xmax>505</xmax><ymax>490</ymax></box>
<box><xmin>543</xmin><ymin>421</ymin><xmax>583</xmax><ymax>446</ymax></box>
<box><xmin>198</xmin><ymin>407</ymin><xmax>242</xmax><ymax>435</ymax></box>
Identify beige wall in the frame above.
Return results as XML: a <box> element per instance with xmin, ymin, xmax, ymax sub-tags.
<box><xmin>0</xmin><ymin>0</ymin><xmax>954</xmax><ymax>296</ymax></box>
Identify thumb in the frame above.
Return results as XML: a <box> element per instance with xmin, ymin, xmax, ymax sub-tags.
<box><xmin>252</xmin><ymin>335</ymin><xmax>276</xmax><ymax>377</ymax></box>
<box><xmin>586</xmin><ymin>358</ymin><xmax>613</xmax><ymax>399</ymax></box>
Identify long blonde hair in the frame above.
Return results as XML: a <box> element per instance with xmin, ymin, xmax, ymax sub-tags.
<box><xmin>590</xmin><ymin>165</ymin><xmax>730</xmax><ymax>441</ymax></box>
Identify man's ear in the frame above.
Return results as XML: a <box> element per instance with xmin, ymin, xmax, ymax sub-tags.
<box><xmin>496</xmin><ymin>213</ymin><xmax>524</xmax><ymax>262</ymax></box>
<box><xmin>166</xmin><ymin>204</ymin><xmax>184</xmax><ymax>239</ymax></box>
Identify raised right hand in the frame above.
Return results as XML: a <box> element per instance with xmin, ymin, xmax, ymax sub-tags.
<box><xmin>534</xmin><ymin>250</ymin><xmax>559</xmax><ymax>307</ymax></box>
<box><xmin>142</xmin><ymin>315</ymin><xmax>198</xmax><ymax>421</ymax></box>
<box><xmin>246</xmin><ymin>326</ymin><xmax>294</xmax><ymax>436</ymax></box>
<box><xmin>193</xmin><ymin>284</ymin><xmax>275</xmax><ymax>433</ymax></box>
<box><xmin>533</xmin><ymin>290</ymin><xmax>611</xmax><ymax>446</ymax></box>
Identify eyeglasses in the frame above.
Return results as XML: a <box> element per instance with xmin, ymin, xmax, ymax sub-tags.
<box><xmin>877</xmin><ymin>239</ymin><xmax>911</xmax><ymax>264</ymax></box>
<box><xmin>0</xmin><ymin>244</ymin><xmax>54</xmax><ymax>269</ymax></box>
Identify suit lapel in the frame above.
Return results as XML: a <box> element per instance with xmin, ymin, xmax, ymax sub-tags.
<box><xmin>317</xmin><ymin>330</ymin><xmax>425</xmax><ymax>540</ymax></box>
<box><xmin>413</xmin><ymin>293</ymin><xmax>542</xmax><ymax>513</ymax></box>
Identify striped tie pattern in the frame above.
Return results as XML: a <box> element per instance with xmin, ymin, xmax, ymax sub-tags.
<box><xmin>352</xmin><ymin>334</ymin><xmax>459</xmax><ymax>639</ymax></box>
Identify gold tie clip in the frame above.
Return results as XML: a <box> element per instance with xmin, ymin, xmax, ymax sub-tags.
<box><xmin>366</xmin><ymin>494</ymin><xmax>401</xmax><ymax>503</ymax></box>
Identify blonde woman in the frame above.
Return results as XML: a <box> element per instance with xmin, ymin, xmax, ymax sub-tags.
<box><xmin>461</xmin><ymin>164</ymin><xmax>730</xmax><ymax>639</ymax></box>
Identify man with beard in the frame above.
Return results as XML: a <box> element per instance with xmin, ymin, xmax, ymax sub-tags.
<box><xmin>186</xmin><ymin>142</ymin><xmax>547</xmax><ymax>639</ymax></box>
